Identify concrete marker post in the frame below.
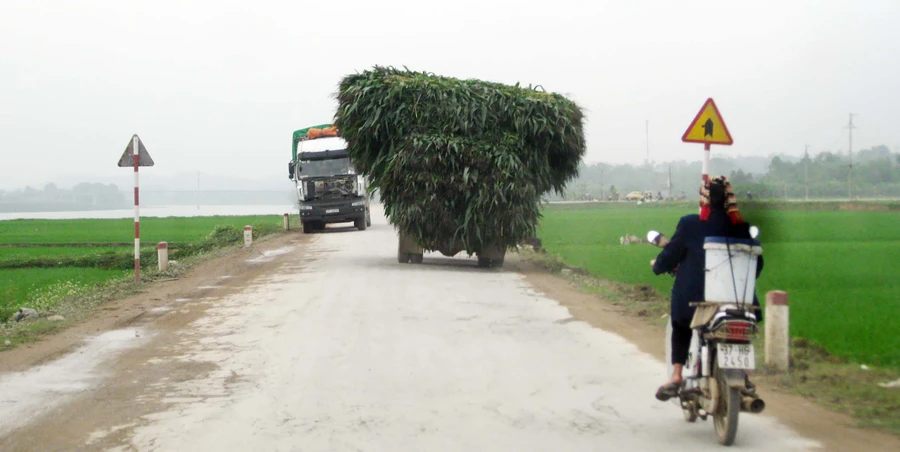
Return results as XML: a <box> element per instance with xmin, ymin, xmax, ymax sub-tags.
<box><xmin>283</xmin><ymin>213</ymin><xmax>290</xmax><ymax>230</ymax></box>
<box><xmin>244</xmin><ymin>225</ymin><xmax>253</xmax><ymax>247</ymax></box>
<box><xmin>157</xmin><ymin>242</ymin><xmax>168</xmax><ymax>271</ymax></box>
<box><xmin>765</xmin><ymin>290</ymin><xmax>790</xmax><ymax>372</ymax></box>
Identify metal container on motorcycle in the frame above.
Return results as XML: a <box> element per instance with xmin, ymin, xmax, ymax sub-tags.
<box><xmin>702</xmin><ymin>237</ymin><xmax>762</xmax><ymax>304</ymax></box>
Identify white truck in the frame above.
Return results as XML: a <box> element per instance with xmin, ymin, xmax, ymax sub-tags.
<box><xmin>287</xmin><ymin>124</ymin><xmax>371</xmax><ymax>233</ymax></box>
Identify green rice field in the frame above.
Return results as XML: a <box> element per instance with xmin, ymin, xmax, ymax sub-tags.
<box><xmin>537</xmin><ymin>202</ymin><xmax>900</xmax><ymax>368</ymax></box>
<box><xmin>0</xmin><ymin>216</ymin><xmax>284</xmax><ymax>244</ymax></box>
<box><xmin>0</xmin><ymin>246</ymin><xmax>132</xmax><ymax>260</ymax></box>
<box><xmin>0</xmin><ymin>215</ymin><xmax>291</xmax><ymax>322</ymax></box>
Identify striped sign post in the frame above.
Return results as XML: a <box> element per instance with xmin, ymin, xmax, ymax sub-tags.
<box><xmin>117</xmin><ymin>134</ymin><xmax>155</xmax><ymax>282</ymax></box>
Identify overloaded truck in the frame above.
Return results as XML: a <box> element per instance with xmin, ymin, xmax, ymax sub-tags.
<box><xmin>288</xmin><ymin>124</ymin><xmax>371</xmax><ymax>233</ymax></box>
<box><xmin>333</xmin><ymin>66</ymin><xmax>586</xmax><ymax>267</ymax></box>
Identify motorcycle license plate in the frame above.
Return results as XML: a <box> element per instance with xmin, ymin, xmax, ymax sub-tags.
<box><xmin>717</xmin><ymin>343</ymin><xmax>755</xmax><ymax>370</ymax></box>
<box><xmin>325</xmin><ymin>208</ymin><xmax>339</xmax><ymax>214</ymax></box>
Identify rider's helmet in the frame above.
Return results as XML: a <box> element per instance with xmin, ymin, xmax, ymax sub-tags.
<box><xmin>700</xmin><ymin>176</ymin><xmax>743</xmax><ymax>224</ymax></box>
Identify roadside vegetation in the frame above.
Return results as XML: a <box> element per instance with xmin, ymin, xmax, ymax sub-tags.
<box><xmin>0</xmin><ymin>215</ymin><xmax>293</xmax><ymax>342</ymax></box>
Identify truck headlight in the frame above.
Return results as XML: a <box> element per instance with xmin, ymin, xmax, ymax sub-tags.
<box><xmin>351</xmin><ymin>201</ymin><xmax>365</xmax><ymax>207</ymax></box>
<box><xmin>299</xmin><ymin>205</ymin><xmax>313</xmax><ymax>211</ymax></box>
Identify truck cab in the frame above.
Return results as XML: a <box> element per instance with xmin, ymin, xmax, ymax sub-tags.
<box><xmin>288</xmin><ymin>125</ymin><xmax>371</xmax><ymax>233</ymax></box>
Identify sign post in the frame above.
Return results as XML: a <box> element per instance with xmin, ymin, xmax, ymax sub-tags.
<box><xmin>117</xmin><ymin>134</ymin><xmax>155</xmax><ymax>282</ymax></box>
<box><xmin>682</xmin><ymin>98</ymin><xmax>734</xmax><ymax>183</ymax></box>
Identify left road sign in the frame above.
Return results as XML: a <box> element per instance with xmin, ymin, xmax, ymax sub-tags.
<box><xmin>117</xmin><ymin>134</ymin><xmax>155</xmax><ymax>167</ymax></box>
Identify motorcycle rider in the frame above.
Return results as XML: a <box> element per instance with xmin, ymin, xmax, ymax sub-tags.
<box><xmin>650</xmin><ymin>176</ymin><xmax>763</xmax><ymax>401</ymax></box>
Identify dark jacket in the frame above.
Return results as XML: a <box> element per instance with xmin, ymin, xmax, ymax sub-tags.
<box><xmin>652</xmin><ymin>209</ymin><xmax>764</xmax><ymax>324</ymax></box>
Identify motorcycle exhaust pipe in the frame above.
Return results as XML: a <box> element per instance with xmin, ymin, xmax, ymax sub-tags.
<box><xmin>741</xmin><ymin>396</ymin><xmax>765</xmax><ymax>414</ymax></box>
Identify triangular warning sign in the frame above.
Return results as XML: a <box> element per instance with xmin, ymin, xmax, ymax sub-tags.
<box><xmin>682</xmin><ymin>98</ymin><xmax>733</xmax><ymax>145</ymax></box>
<box><xmin>117</xmin><ymin>134</ymin><xmax>155</xmax><ymax>167</ymax></box>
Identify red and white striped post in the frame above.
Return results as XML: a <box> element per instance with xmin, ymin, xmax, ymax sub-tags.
<box><xmin>117</xmin><ymin>134</ymin><xmax>153</xmax><ymax>282</ymax></box>
<box><xmin>132</xmin><ymin>135</ymin><xmax>141</xmax><ymax>282</ymax></box>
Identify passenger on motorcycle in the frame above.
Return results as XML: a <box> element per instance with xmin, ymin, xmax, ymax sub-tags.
<box><xmin>649</xmin><ymin>176</ymin><xmax>764</xmax><ymax>401</ymax></box>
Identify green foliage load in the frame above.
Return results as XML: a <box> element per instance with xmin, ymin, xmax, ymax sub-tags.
<box><xmin>334</xmin><ymin>66</ymin><xmax>586</xmax><ymax>253</ymax></box>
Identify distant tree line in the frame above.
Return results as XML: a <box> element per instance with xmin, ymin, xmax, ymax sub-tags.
<box><xmin>554</xmin><ymin>145</ymin><xmax>900</xmax><ymax>201</ymax></box>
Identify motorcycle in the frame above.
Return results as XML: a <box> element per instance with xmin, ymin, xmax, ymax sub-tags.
<box><xmin>646</xmin><ymin>226</ymin><xmax>765</xmax><ymax>446</ymax></box>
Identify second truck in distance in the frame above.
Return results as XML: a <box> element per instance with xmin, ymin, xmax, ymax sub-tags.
<box><xmin>288</xmin><ymin>124</ymin><xmax>371</xmax><ymax>233</ymax></box>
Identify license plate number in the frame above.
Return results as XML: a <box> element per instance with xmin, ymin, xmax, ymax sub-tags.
<box><xmin>717</xmin><ymin>343</ymin><xmax>755</xmax><ymax>369</ymax></box>
<box><xmin>325</xmin><ymin>208</ymin><xmax>339</xmax><ymax>214</ymax></box>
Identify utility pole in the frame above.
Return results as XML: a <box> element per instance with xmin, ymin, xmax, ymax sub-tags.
<box><xmin>645</xmin><ymin>119</ymin><xmax>650</xmax><ymax>165</ymax></box>
<box><xmin>804</xmin><ymin>145</ymin><xmax>810</xmax><ymax>200</ymax></box>
<box><xmin>667</xmin><ymin>164</ymin><xmax>673</xmax><ymax>199</ymax></box>
<box><xmin>845</xmin><ymin>114</ymin><xmax>856</xmax><ymax>201</ymax></box>
<box><xmin>600</xmin><ymin>165</ymin><xmax>604</xmax><ymax>200</ymax></box>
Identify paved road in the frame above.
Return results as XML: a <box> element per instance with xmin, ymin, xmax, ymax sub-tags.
<box><xmin>2</xmin><ymin>207</ymin><xmax>819</xmax><ymax>451</ymax></box>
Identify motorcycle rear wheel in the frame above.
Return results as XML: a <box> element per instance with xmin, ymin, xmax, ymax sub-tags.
<box><xmin>713</xmin><ymin>362</ymin><xmax>741</xmax><ymax>446</ymax></box>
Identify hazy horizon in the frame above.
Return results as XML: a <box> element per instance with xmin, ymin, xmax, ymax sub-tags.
<box><xmin>3</xmin><ymin>0</ymin><xmax>899</xmax><ymax>191</ymax></box>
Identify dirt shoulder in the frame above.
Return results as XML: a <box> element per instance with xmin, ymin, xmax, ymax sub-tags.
<box><xmin>516</xmin><ymin>254</ymin><xmax>900</xmax><ymax>452</ymax></box>
<box><xmin>0</xmin><ymin>229</ymin><xmax>314</xmax><ymax>451</ymax></box>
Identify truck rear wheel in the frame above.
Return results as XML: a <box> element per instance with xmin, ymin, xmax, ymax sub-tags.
<box><xmin>397</xmin><ymin>231</ymin><xmax>423</xmax><ymax>264</ymax></box>
<box><xmin>477</xmin><ymin>244</ymin><xmax>506</xmax><ymax>268</ymax></box>
<box><xmin>477</xmin><ymin>257</ymin><xmax>504</xmax><ymax>268</ymax></box>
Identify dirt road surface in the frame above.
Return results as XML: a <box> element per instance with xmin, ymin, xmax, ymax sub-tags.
<box><xmin>1</xmin><ymin>206</ymin><xmax>895</xmax><ymax>451</ymax></box>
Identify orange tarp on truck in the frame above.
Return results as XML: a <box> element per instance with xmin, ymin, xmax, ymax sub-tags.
<box><xmin>307</xmin><ymin>126</ymin><xmax>339</xmax><ymax>140</ymax></box>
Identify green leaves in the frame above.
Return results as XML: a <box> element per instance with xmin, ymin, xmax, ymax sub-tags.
<box><xmin>333</xmin><ymin>66</ymin><xmax>586</xmax><ymax>253</ymax></box>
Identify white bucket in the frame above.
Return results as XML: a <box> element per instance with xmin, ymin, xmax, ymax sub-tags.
<box><xmin>703</xmin><ymin>237</ymin><xmax>762</xmax><ymax>304</ymax></box>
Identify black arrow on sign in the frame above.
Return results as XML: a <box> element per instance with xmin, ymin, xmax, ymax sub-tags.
<box><xmin>703</xmin><ymin>118</ymin><xmax>714</xmax><ymax>137</ymax></box>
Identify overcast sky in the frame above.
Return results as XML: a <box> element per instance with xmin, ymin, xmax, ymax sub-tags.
<box><xmin>2</xmin><ymin>0</ymin><xmax>899</xmax><ymax>189</ymax></box>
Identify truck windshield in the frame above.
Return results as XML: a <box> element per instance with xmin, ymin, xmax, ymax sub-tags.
<box><xmin>299</xmin><ymin>157</ymin><xmax>352</xmax><ymax>177</ymax></box>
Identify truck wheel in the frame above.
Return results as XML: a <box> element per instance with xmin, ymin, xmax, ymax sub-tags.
<box><xmin>477</xmin><ymin>245</ymin><xmax>506</xmax><ymax>268</ymax></box>
<box><xmin>410</xmin><ymin>253</ymin><xmax>424</xmax><ymax>264</ymax></box>
<box><xmin>355</xmin><ymin>218</ymin><xmax>367</xmax><ymax>231</ymax></box>
<box><xmin>366</xmin><ymin>213</ymin><xmax>371</xmax><ymax>227</ymax></box>
<box><xmin>398</xmin><ymin>251</ymin><xmax>410</xmax><ymax>263</ymax></box>
<box><xmin>302</xmin><ymin>221</ymin><xmax>313</xmax><ymax>234</ymax></box>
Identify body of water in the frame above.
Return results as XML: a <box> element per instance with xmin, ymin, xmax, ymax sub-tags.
<box><xmin>0</xmin><ymin>205</ymin><xmax>297</xmax><ymax>221</ymax></box>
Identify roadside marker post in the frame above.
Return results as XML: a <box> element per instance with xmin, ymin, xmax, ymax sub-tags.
<box><xmin>682</xmin><ymin>98</ymin><xmax>734</xmax><ymax>184</ymax></box>
<box><xmin>283</xmin><ymin>213</ymin><xmax>290</xmax><ymax>230</ymax></box>
<box><xmin>117</xmin><ymin>134</ymin><xmax>155</xmax><ymax>283</ymax></box>
<box><xmin>158</xmin><ymin>242</ymin><xmax>169</xmax><ymax>272</ymax></box>
<box><xmin>244</xmin><ymin>225</ymin><xmax>253</xmax><ymax>247</ymax></box>
<box><xmin>765</xmin><ymin>291</ymin><xmax>791</xmax><ymax>372</ymax></box>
